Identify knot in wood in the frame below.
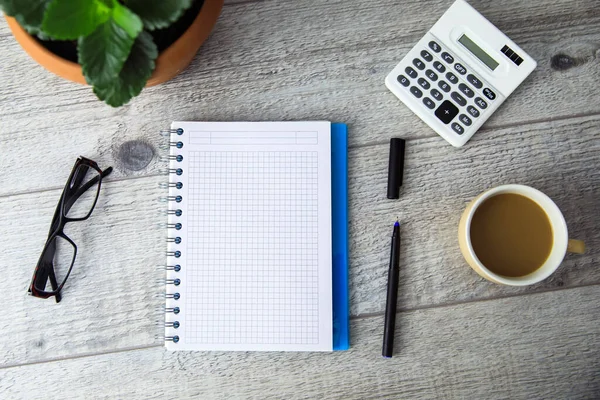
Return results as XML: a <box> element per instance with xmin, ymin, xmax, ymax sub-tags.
<box><xmin>116</xmin><ymin>140</ymin><xmax>155</xmax><ymax>171</ymax></box>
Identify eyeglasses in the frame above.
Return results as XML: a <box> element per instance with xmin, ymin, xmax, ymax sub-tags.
<box><xmin>28</xmin><ymin>157</ymin><xmax>113</xmax><ymax>303</ymax></box>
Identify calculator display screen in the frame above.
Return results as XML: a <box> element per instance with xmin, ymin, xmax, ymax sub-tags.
<box><xmin>458</xmin><ymin>34</ymin><xmax>499</xmax><ymax>71</ymax></box>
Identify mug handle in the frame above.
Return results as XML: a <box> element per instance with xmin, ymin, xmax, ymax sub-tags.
<box><xmin>567</xmin><ymin>239</ymin><xmax>586</xmax><ymax>254</ymax></box>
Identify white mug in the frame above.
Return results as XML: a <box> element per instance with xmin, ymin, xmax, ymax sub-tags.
<box><xmin>458</xmin><ymin>184</ymin><xmax>585</xmax><ymax>286</ymax></box>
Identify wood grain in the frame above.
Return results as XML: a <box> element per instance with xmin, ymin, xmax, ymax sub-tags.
<box><xmin>0</xmin><ymin>176</ymin><xmax>165</xmax><ymax>366</ymax></box>
<box><xmin>347</xmin><ymin>114</ymin><xmax>600</xmax><ymax>316</ymax></box>
<box><xmin>1</xmin><ymin>0</ymin><xmax>600</xmax><ymax>196</ymax></box>
<box><xmin>1</xmin><ymin>286</ymin><xmax>598</xmax><ymax>399</ymax></box>
<box><xmin>0</xmin><ymin>0</ymin><xmax>599</xmax><ymax>395</ymax></box>
<box><xmin>1</xmin><ymin>114</ymin><xmax>597</xmax><ymax>366</ymax></box>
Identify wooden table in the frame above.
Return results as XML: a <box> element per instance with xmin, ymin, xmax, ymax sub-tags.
<box><xmin>1</xmin><ymin>0</ymin><xmax>599</xmax><ymax>398</ymax></box>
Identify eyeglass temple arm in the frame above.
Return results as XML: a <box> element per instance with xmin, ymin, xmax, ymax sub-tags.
<box><xmin>46</xmin><ymin>263</ymin><xmax>62</xmax><ymax>303</ymax></box>
<box><xmin>35</xmin><ymin>258</ymin><xmax>63</xmax><ymax>303</ymax></box>
<box><xmin>71</xmin><ymin>164</ymin><xmax>90</xmax><ymax>189</ymax></box>
<box><xmin>48</xmin><ymin>167</ymin><xmax>114</xmax><ymax>233</ymax></box>
<box><xmin>64</xmin><ymin>167</ymin><xmax>113</xmax><ymax>212</ymax></box>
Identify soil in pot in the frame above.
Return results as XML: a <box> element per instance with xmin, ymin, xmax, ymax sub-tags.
<box><xmin>35</xmin><ymin>0</ymin><xmax>205</xmax><ymax>63</ymax></box>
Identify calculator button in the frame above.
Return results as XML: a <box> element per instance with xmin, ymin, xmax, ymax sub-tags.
<box><xmin>405</xmin><ymin>66</ymin><xmax>418</xmax><ymax>79</ymax></box>
<box><xmin>423</xmin><ymin>97</ymin><xmax>436</xmax><ymax>109</ymax></box>
<box><xmin>452</xmin><ymin>123</ymin><xmax>465</xmax><ymax>135</ymax></box>
<box><xmin>429</xmin><ymin>41</ymin><xmax>441</xmax><ymax>52</ymax></box>
<box><xmin>410</xmin><ymin>86</ymin><xmax>423</xmax><ymax>98</ymax></box>
<box><xmin>397</xmin><ymin>75</ymin><xmax>410</xmax><ymax>87</ymax></box>
<box><xmin>441</xmin><ymin>52</ymin><xmax>454</xmax><ymax>64</ymax></box>
<box><xmin>467</xmin><ymin>74</ymin><xmax>483</xmax><ymax>89</ymax></box>
<box><xmin>458</xmin><ymin>83</ymin><xmax>474</xmax><ymax>98</ymax></box>
<box><xmin>459</xmin><ymin>114</ymin><xmax>472</xmax><ymax>126</ymax></box>
<box><xmin>483</xmin><ymin>88</ymin><xmax>496</xmax><ymax>100</ymax></box>
<box><xmin>430</xmin><ymin>89</ymin><xmax>443</xmax><ymax>101</ymax></box>
<box><xmin>467</xmin><ymin>105</ymin><xmax>480</xmax><ymax>118</ymax></box>
<box><xmin>475</xmin><ymin>97</ymin><xmax>488</xmax><ymax>109</ymax></box>
<box><xmin>435</xmin><ymin>100</ymin><xmax>459</xmax><ymax>124</ymax></box>
<box><xmin>413</xmin><ymin>58</ymin><xmax>425</xmax><ymax>70</ymax></box>
<box><xmin>425</xmin><ymin>69</ymin><xmax>438</xmax><ymax>81</ymax></box>
<box><xmin>421</xmin><ymin>50</ymin><xmax>433</xmax><ymax>62</ymax></box>
<box><xmin>433</xmin><ymin>61</ymin><xmax>446</xmax><ymax>73</ymax></box>
<box><xmin>454</xmin><ymin>63</ymin><xmax>467</xmax><ymax>75</ymax></box>
<box><xmin>438</xmin><ymin>80</ymin><xmax>451</xmax><ymax>92</ymax></box>
<box><xmin>446</xmin><ymin>72</ymin><xmax>458</xmax><ymax>84</ymax></box>
<box><xmin>417</xmin><ymin>78</ymin><xmax>430</xmax><ymax>90</ymax></box>
<box><xmin>451</xmin><ymin>92</ymin><xmax>467</xmax><ymax>106</ymax></box>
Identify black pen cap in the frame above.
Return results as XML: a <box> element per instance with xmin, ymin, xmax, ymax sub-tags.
<box><xmin>387</xmin><ymin>138</ymin><xmax>405</xmax><ymax>199</ymax></box>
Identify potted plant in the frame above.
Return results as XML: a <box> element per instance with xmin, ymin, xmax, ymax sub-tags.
<box><xmin>1</xmin><ymin>0</ymin><xmax>223</xmax><ymax>106</ymax></box>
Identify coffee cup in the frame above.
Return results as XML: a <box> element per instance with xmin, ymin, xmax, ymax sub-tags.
<box><xmin>458</xmin><ymin>184</ymin><xmax>585</xmax><ymax>286</ymax></box>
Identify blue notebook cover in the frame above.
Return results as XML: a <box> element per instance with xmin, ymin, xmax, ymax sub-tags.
<box><xmin>331</xmin><ymin>123</ymin><xmax>350</xmax><ymax>351</ymax></box>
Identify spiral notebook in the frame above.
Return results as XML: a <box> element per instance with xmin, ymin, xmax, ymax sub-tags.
<box><xmin>163</xmin><ymin>121</ymin><xmax>349</xmax><ymax>351</ymax></box>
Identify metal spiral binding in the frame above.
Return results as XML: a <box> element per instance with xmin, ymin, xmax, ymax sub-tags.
<box><xmin>158</xmin><ymin>168</ymin><xmax>183</xmax><ymax>176</ymax></box>
<box><xmin>158</xmin><ymin>141</ymin><xmax>184</xmax><ymax>151</ymax></box>
<box><xmin>160</xmin><ymin>127</ymin><xmax>184</xmax><ymax>345</ymax></box>
<box><xmin>159</xmin><ymin>222</ymin><xmax>182</xmax><ymax>230</ymax></box>
<box><xmin>158</xmin><ymin>155</ymin><xmax>184</xmax><ymax>162</ymax></box>
<box><xmin>155</xmin><ymin>291</ymin><xmax>181</xmax><ymax>299</ymax></box>
<box><xmin>165</xmin><ymin>336</ymin><xmax>180</xmax><ymax>343</ymax></box>
<box><xmin>157</xmin><ymin>277</ymin><xmax>181</xmax><ymax>285</ymax></box>
<box><xmin>157</xmin><ymin>141</ymin><xmax>184</xmax><ymax>151</ymax></box>
<box><xmin>159</xmin><ymin>127</ymin><xmax>184</xmax><ymax>137</ymax></box>
<box><xmin>166</xmin><ymin>250</ymin><xmax>181</xmax><ymax>258</ymax></box>
<box><xmin>161</xmin><ymin>209</ymin><xmax>183</xmax><ymax>217</ymax></box>
<box><xmin>156</xmin><ymin>318</ymin><xmax>180</xmax><ymax>328</ymax></box>
<box><xmin>157</xmin><ymin>264</ymin><xmax>182</xmax><ymax>272</ymax></box>
<box><xmin>159</xmin><ymin>182</ymin><xmax>183</xmax><ymax>189</ymax></box>
<box><xmin>155</xmin><ymin>334</ymin><xmax>180</xmax><ymax>343</ymax></box>
<box><xmin>159</xmin><ymin>195</ymin><xmax>183</xmax><ymax>203</ymax></box>
<box><xmin>156</xmin><ymin>305</ymin><xmax>181</xmax><ymax>313</ymax></box>
<box><xmin>156</xmin><ymin>319</ymin><xmax>181</xmax><ymax>328</ymax></box>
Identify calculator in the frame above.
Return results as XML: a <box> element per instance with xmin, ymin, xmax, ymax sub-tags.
<box><xmin>385</xmin><ymin>0</ymin><xmax>537</xmax><ymax>147</ymax></box>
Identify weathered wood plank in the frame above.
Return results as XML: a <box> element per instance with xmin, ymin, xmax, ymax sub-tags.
<box><xmin>1</xmin><ymin>286</ymin><xmax>598</xmax><ymax>399</ymax></box>
<box><xmin>1</xmin><ymin>114</ymin><xmax>597</xmax><ymax>365</ymax></box>
<box><xmin>1</xmin><ymin>0</ymin><xmax>599</xmax><ymax>392</ymax></box>
<box><xmin>347</xmin><ymin>114</ymin><xmax>600</xmax><ymax>315</ymax></box>
<box><xmin>0</xmin><ymin>175</ymin><xmax>165</xmax><ymax>366</ymax></box>
<box><xmin>1</xmin><ymin>0</ymin><xmax>600</xmax><ymax>196</ymax></box>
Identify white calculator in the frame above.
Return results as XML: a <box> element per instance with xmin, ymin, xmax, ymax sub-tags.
<box><xmin>385</xmin><ymin>0</ymin><xmax>537</xmax><ymax>147</ymax></box>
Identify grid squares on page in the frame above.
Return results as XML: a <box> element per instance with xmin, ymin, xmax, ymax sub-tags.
<box><xmin>184</xmin><ymin>151</ymin><xmax>320</xmax><ymax>345</ymax></box>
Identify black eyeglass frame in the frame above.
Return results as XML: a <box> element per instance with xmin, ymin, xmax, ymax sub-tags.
<box><xmin>28</xmin><ymin>157</ymin><xmax>113</xmax><ymax>302</ymax></box>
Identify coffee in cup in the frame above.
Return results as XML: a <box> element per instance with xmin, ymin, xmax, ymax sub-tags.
<box><xmin>458</xmin><ymin>184</ymin><xmax>585</xmax><ymax>286</ymax></box>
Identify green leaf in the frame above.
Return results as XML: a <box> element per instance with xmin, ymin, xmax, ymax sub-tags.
<box><xmin>79</xmin><ymin>18</ymin><xmax>134</xmax><ymax>87</ymax></box>
<box><xmin>123</xmin><ymin>0</ymin><xmax>192</xmax><ymax>30</ymax></box>
<box><xmin>42</xmin><ymin>0</ymin><xmax>112</xmax><ymax>40</ymax></box>
<box><xmin>0</xmin><ymin>0</ymin><xmax>51</xmax><ymax>33</ymax></box>
<box><xmin>93</xmin><ymin>31</ymin><xmax>158</xmax><ymax>107</ymax></box>
<box><xmin>112</xmin><ymin>2</ymin><xmax>142</xmax><ymax>38</ymax></box>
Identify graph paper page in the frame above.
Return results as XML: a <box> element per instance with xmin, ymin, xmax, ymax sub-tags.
<box><xmin>166</xmin><ymin>121</ymin><xmax>333</xmax><ymax>351</ymax></box>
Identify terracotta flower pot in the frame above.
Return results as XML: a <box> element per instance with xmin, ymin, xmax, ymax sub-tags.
<box><xmin>4</xmin><ymin>0</ymin><xmax>223</xmax><ymax>87</ymax></box>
